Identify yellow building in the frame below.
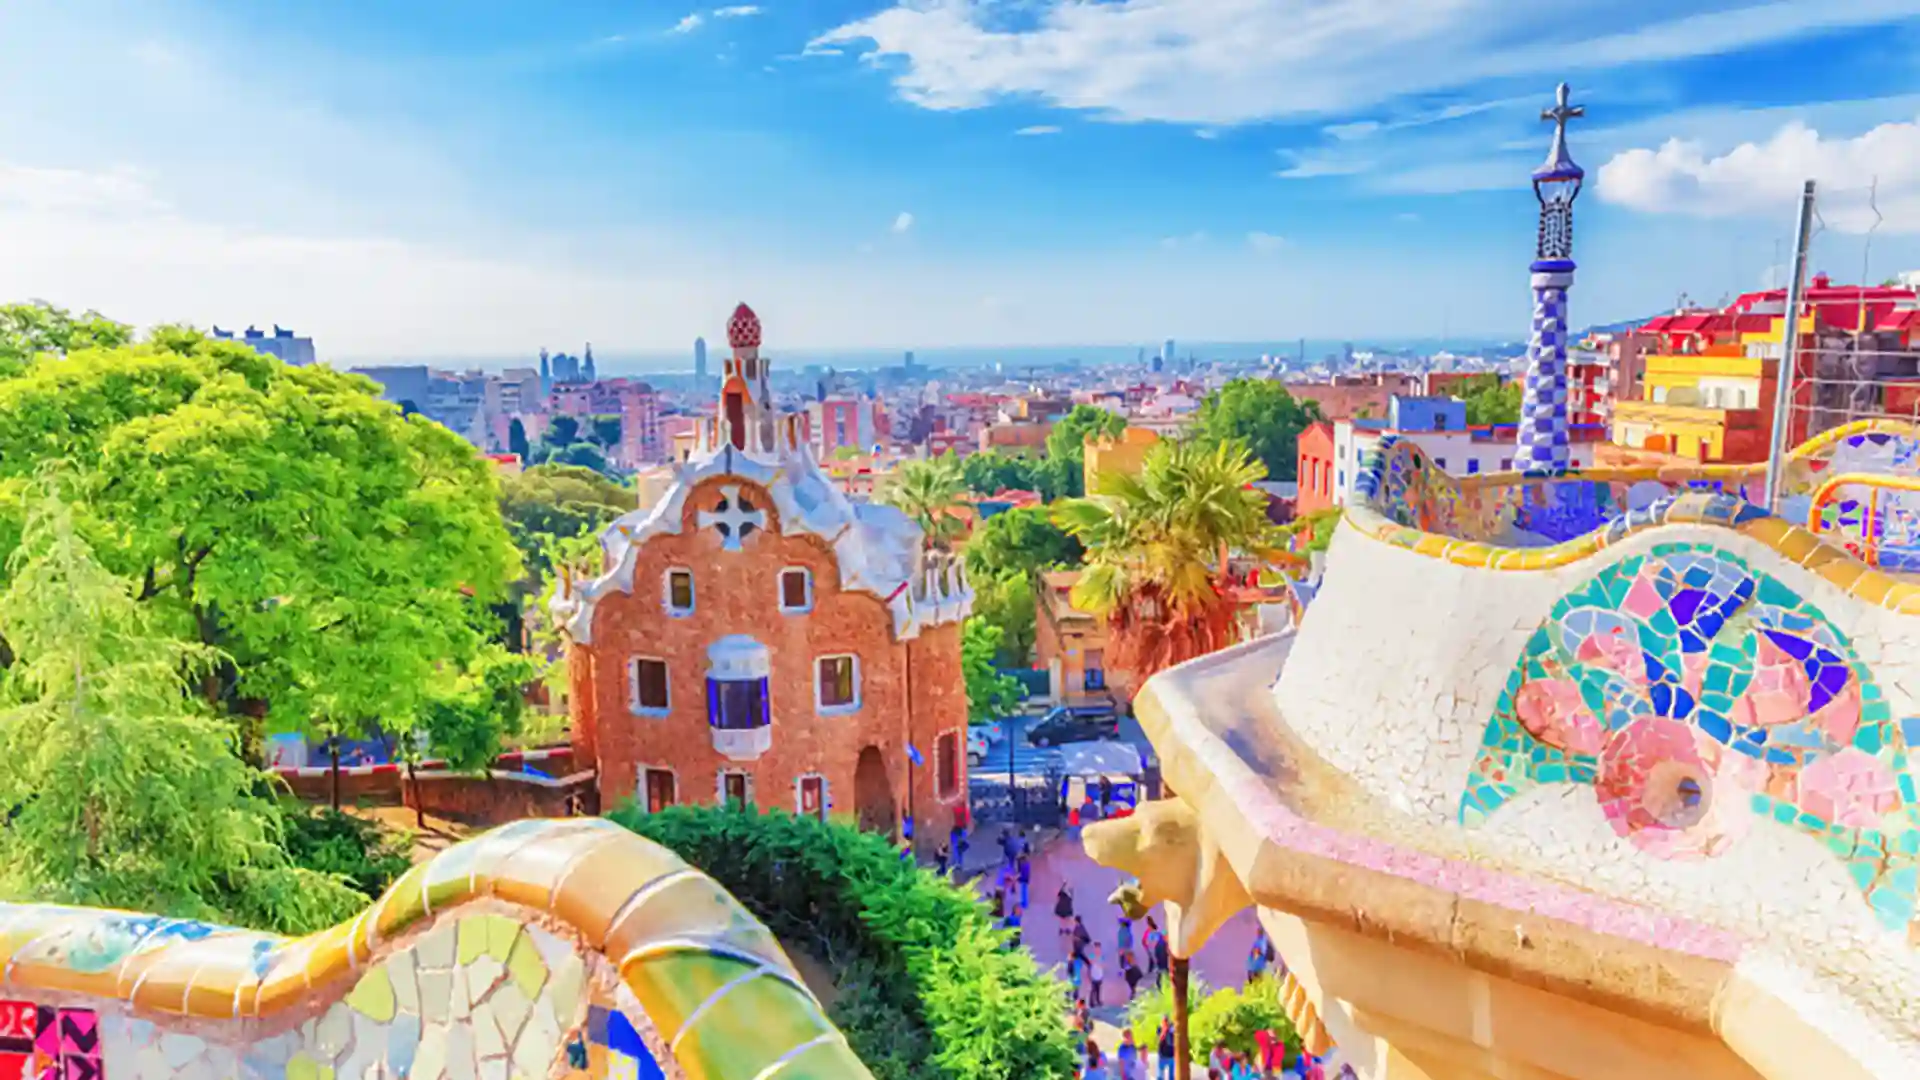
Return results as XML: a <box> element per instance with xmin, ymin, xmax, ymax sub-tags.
<box><xmin>1609</xmin><ymin>313</ymin><xmax>1786</xmax><ymax>463</ymax></box>
<box><xmin>1083</xmin><ymin>426</ymin><xmax>1161</xmax><ymax>492</ymax></box>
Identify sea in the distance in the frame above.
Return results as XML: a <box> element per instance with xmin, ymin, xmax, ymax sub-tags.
<box><xmin>360</xmin><ymin>337</ymin><xmax>1524</xmax><ymax>377</ymax></box>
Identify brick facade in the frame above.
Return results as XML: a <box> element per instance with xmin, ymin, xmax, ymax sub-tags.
<box><xmin>569</xmin><ymin>473</ymin><xmax>968</xmax><ymax>849</ymax></box>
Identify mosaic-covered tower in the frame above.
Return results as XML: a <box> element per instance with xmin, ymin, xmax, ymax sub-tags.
<box><xmin>1515</xmin><ymin>83</ymin><xmax>1585</xmax><ymax>476</ymax></box>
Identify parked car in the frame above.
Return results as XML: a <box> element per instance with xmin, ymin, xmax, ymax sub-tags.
<box><xmin>1025</xmin><ymin>705</ymin><xmax>1121</xmax><ymax>748</ymax></box>
<box><xmin>966</xmin><ymin>721</ymin><xmax>1006</xmax><ymax>766</ymax></box>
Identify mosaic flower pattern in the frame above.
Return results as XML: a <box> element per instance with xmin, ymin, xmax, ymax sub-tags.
<box><xmin>1461</xmin><ymin>542</ymin><xmax>1920</xmax><ymax>931</ymax></box>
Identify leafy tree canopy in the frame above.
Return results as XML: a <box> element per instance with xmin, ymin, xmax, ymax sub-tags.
<box><xmin>1455</xmin><ymin>373</ymin><xmax>1523</xmax><ymax>426</ymax></box>
<box><xmin>1041</xmin><ymin>405</ymin><xmax>1127</xmax><ymax>499</ymax></box>
<box><xmin>959</xmin><ymin>450</ymin><xmax>1044</xmax><ymax>497</ymax></box>
<box><xmin>0</xmin><ymin>473</ymin><xmax>365</xmax><ymax>933</ymax></box>
<box><xmin>0</xmin><ymin>301</ymin><xmax>131</xmax><ymax>376</ymax></box>
<box><xmin>963</xmin><ymin>506</ymin><xmax>1082</xmax><ymax>581</ymax></box>
<box><xmin>498</xmin><ymin>464</ymin><xmax>632</xmax><ymax>579</ymax></box>
<box><xmin>969</xmin><ymin>570</ymin><xmax>1037</xmax><ymax>668</ymax></box>
<box><xmin>1189</xmin><ymin>378</ymin><xmax>1323</xmax><ymax>482</ymax></box>
<box><xmin>0</xmin><ymin>324</ymin><xmax>521</xmax><ymax>746</ymax></box>
<box><xmin>961</xmin><ymin>619</ymin><xmax>1024</xmax><ymax>723</ymax></box>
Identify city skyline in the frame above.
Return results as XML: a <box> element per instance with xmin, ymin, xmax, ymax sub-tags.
<box><xmin>2</xmin><ymin>0</ymin><xmax>1917</xmax><ymax>358</ymax></box>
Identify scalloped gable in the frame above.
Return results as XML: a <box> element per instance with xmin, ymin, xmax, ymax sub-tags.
<box><xmin>552</xmin><ymin>441</ymin><xmax>971</xmax><ymax>645</ymax></box>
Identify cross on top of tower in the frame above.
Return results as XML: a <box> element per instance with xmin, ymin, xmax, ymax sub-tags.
<box><xmin>1532</xmin><ymin>82</ymin><xmax>1585</xmax><ymax>183</ymax></box>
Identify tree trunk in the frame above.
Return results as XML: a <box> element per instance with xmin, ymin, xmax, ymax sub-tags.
<box><xmin>329</xmin><ymin>738</ymin><xmax>342</xmax><ymax>813</ymax></box>
<box><xmin>1172</xmin><ymin>955</ymin><xmax>1192</xmax><ymax>1080</ymax></box>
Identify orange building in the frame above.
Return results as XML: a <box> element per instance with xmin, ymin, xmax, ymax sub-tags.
<box><xmin>1294</xmin><ymin>421</ymin><xmax>1339</xmax><ymax>514</ymax></box>
<box><xmin>1033</xmin><ymin>571</ymin><xmax>1122</xmax><ymax>707</ymax></box>
<box><xmin>552</xmin><ymin>304</ymin><xmax>973</xmax><ymax>850</ymax></box>
<box><xmin>1083</xmin><ymin>426</ymin><xmax>1162</xmax><ymax>492</ymax></box>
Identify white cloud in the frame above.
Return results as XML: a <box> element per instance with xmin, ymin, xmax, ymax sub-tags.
<box><xmin>1324</xmin><ymin>121</ymin><xmax>1381</xmax><ymax>141</ymax></box>
<box><xmin>809</xmin><ymin>0</ymin><xmax>1917</xmax><ymax>126</ymax></box>
<box><xmin>1597</xmin><ymin>117</ymin><xmax>1920</xmax><ymax>233</ymax></box>
<box><xmin>1396</xmin><ymin>212</ymin><xmax>1422</xmax><ymax>222</ymax></box>
<box><xmin>713</xmin><ymin>5</ymin><xmax>763</xmax><ymax>17</ymax></box>
<box><xmin>1160</xmin><ymin>231</ymin><xmax>1207</xmax><ymax>249</ymax></box>
<box><xmin>1275</xmin><ymin>149</ymin><xmax>1372</xmax><ymax>180</ymax></box>
<box><xmin>671</xmin><ymin>13</ymin><xmax>704</xmax><ymax>34</ymax></box>
<box><xmin>892</xmin><ymin>211</ymin><xmax>915</xmax><ymax>233</ymax></box>
<box><xmin>1194</xmin><ymin>128</ymin><xmax>1220</xmax><ymax>141</ymax></box>
<box><xmin>1246</xmin><ymin>231</ymin><xmax>1288</xmax><ymax>253</ymax></box>
<box><xmin>1015</xmin><ymin>125</ymin><xmax>1062</xmax><ymax>136</ymax></box>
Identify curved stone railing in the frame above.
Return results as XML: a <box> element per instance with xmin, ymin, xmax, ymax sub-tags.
<box><xmin>0</xmin><ymin>817</ymin><xmax>869</xmax><ymax>1080</ymax></box>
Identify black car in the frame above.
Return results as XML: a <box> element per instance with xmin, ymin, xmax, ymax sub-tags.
<box><xmin>1026</xmin><ymin>705</ymin><xmax>1121</xmax><ymax>747</ymax></box>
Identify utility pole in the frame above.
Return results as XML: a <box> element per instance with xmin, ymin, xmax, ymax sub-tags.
<box><xmin>1763</xmin><ymin>180</ymin><xmax>1818</xmax><ymax>512</ymax></box>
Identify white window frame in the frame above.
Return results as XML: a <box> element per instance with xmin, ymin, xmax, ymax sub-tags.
<box><xmin>795</xmin><ymin>772</ymin><xmax>829</xmax><ymax>819</ymax></box>
<box><xmin>628</xmin><ymin>656</ymin><xmax>671</xmax><ymax>717</ymax></box>
<box><xmin>637</xmin><ymin>765</ymin><xmax>680</xmax><ymax>814</ymax></box>
<box><xmin>814</xmin><ymin>654</ymin><xmax>862</xmax><ymax>715</ymax></box>
<box><xmin>778</xmin><ymin>567</ymin><xmax>814</xmax><ymax>613</ymax></box>
<box><xmin>663</xmin><ymin>568</ymin><xmax>696</xmax><ymax>617</ymax></box>
<box><xmin>717</xmin><ymin>769</ymin><xmax>754</xmax><ymax>808</ymax></box>
<box><xmin>934</xmin><ymin>728</ymin><xmax>964</xmax><ymax>804</ymax></box>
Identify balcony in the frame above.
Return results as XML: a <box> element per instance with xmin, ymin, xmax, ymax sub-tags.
<box><xmin>712</xmin><ymin>725</ymin><xmax>772</xmax><ymax>761</ymax></box>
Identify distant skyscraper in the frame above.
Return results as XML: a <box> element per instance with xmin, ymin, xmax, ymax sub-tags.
<box><xmin>904</xmin><ymin>350</ymin><xmax>916</xmax><ymax>370</ymax></box>
<box><xmin>694</xmin><ymin>337</ymin><xmax>708</xmax><ymax>381</ymax></box>
<box><xmin>539</xmin><ymin>348</ymin><xmax>551</xmax><ymax>394</ymax></box>
<box><xmin>1162</xmin><ymin>339</ymin><xmax>1176</xmax><ymax>366</ymax></box>
<box><xmin>583</xmin><ymin>343</ymin><xmax>597</xmax><ymax>382</ymax></box>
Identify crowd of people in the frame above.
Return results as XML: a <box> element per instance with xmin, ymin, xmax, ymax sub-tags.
<box><xmin>932</xmin><ymin>813</ymin><xmax>1354</xmax><ymax>1080</ymax></box>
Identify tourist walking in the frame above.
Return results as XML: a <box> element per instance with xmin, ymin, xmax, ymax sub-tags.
<box><xmin>1072</xmin><ymin>915</ymin><xmax>1093</xmax><ymax>957</ymax></box>
<box><xmin>1255</xmin><ymin>1029</ymin><xmax>1285</xmax><ymax>1078</ymax></box>
<box><xmin>1123</xmin><ymin>956</ymin><xmax>1144</xmax><ymax>1000</ymax></box>
<box><xmin>1152</xmin><ymin>926</ymin><xmax>1170</xmax><ymax>977</ymax></box>
<box><xmin>1246</xmin><ymin>937</ymin><xmax>1270</xmax><ymax>985</ymax></box>
<box><xmin>1116</xmin><ymin>1029</ymin><xmax>1141</xmax><ymax>1080</ymax></box>
<box><xmin>1143</xmin><ymin>916</ymin><xmax>1165</xmax><ymax>976</ymax></box>
<box><xmin>1082</xmin><ymin>1039</ymin><xmax>1111</xmax><ymax>1080</ymax></box>
<box><xmin>1056</xmin><ymin>883</ymin><xmax>1076</xmax><ymax>943</ymax></box>
<box><xmin>1156</xmin><ymin>1018</ymin><xmax>1177</xmax><ymax>1080</ymax></box>
<box><xmin>1088</xmin><ymin>944</ymin><xmax>1106</xmax><ymax>1006</ymax></box>
<box><xmin>1016</xmin><ymin>852</ymin><xmax>1032</xmax><ymax>909</ymax></box>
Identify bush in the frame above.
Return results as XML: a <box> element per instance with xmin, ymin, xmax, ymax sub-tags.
<box><xmin>280</xmin><ymin>807</ymin><xmax>414</xmax><ymax>902</ymax></box>
<box><xmin>609</xmin><ymin>803</ymin><xmax>1076</xmax><ymax>1080</ymax></box>
<box><xmin>1128</xmin><ymin>975</ymin><xmax>1298</xmax><ymax>1065</ymax></box>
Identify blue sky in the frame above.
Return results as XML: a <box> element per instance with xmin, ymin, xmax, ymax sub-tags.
<box><xmin>1</xmin><ymin>0</ymin><xmax>1918</xmax><ymax>359</ymax></box>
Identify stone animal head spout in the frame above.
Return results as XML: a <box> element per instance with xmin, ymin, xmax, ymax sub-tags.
<box><xmin>1084</xmin><ymin>800</ymin><xmax>1252</xmax><ymax>955</ymax></box>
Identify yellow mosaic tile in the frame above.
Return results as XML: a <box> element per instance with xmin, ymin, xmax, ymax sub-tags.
<box><xmin>505</xmin><ymin>930</ymin><xmax>549</xmax><ymax>998</ymax></box>
<box><xmin>546</xmin><ymin>842</ymin><xmax>677</xmax><ymax>947</ymax></box>
<box><xmin>493</xmin><ymin>825</ymin><xmax>625</xmax><ymax>912</ymax></box>
<box><xmin>371</xmin><ymin>861</ymin><xmax>433</xmax><ymax>941</ymax></box>
<box><xmin>673</xmin><ymin>975</ymin><xmax>840</xmax><ymax>1080</ymax></box>
<box><xmin>345</xmin><ymin>965</ymin><xmax>397</xmax><ymax>1022</ymax></box>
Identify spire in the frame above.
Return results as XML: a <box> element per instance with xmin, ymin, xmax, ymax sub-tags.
<box><xmin>1515</xmin><ymin>82</ymin><xmax>1585</xmax><ymax>478</ymax></box>
<box><xmin>583</xmin><ymin>342</ymin><xmax>597</xmax><ymax>382</ymax></box>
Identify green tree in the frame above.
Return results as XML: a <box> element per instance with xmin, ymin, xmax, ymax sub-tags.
<box><xmin>1130</xmin><ymin>978</ymin><xmax>1298</xmax><ymax>1066</ymax></box>
<box><xmin>498</xmin><ymin>464</ymin><xmax>633</xmax><ymax>580</ymax></box>
<box><xmin>547</xmin><ymin>441</ymin><xmax>613</xmax><ymax>474</ymax></box>
<box><xmin>0</xmin><ymin>327</ymin><xmax>521</xmax><ymax>761</ymax></box>
<box><xmin>587</xmin><ymin>414</ymin><xmax>622</xmax><ymax>449</ymax></box>
<box><xmin>0</xmin><ymin>301</ymin><xmax>132</xmax><ymax>376</ymax></box>
<box><xmin>1189</xmin><ymin>378</ymin><xmax>1323</xmax><ymax>482</ymax></box>
<box><xmin>880</xmin><ymin>455</ymin><xmax>967</xmax><ymax>550</ymax></box>
<box><xmin>405</xmin><ymin>647</ymin><xmax>541</xmax><ymax>826</ymax></box>
<box><xmin>507</xmin><ymin>417</ymin><xmax>531</xmax><ymax>462</ymax></box>
<box><xmin>963</xmin><ymin>505</ymin><xmax>1083</xmax><ymax>581</ymax></box>
<box><xmin>969</xmin><ymin>570</ymin><xmax>1037</xmax><ymax>667</ymax></box>
<box><xmin>961</xmin><ymin>619</ymin><xmax>1024</xmax><ymax>723</ymax></box>
<box><xmin>1456</xmin><ymin>374</ymin><xmax>1523</xmax><ymax>426</ymax></box>
<box><xmin>1053</xmin><ymin>440</ymin><xmax>1277</xmax><ymax>684</ymax></box>
<box><xmin>959</xmin><ymin>450</ymin><xmax>1043</xmax><ymax>496</ymax></box>
<box><xmin>0</xmin><ymin>471</ymin><xmax>364</xmax><ymax>932</ymax></box>
<box><xmin>1041</xmin><ymin>405</ymin><xmax>1127</xmax><ymax>499</ymax></box>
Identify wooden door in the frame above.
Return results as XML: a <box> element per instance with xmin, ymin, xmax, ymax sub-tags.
<box><xmin>723</xmin><ymin>772</ymin><xmax>750</xmax><ymax>809</ymax></box>
<box><xmin>799</xmin><ymin>776</ymin><xmax>825</xmax><ymax>820</ymax></box>
<box><xmin>645</xmin><ymin>769</ymin><xmax>677</xmax><ymax>814</ymax></box>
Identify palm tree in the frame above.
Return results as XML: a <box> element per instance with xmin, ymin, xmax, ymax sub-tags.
<box><xmin>1052</xmin><ymin>438</ymin><xmax>1276</xmax><ymax>683</ymax></box>
<box><xmin>1053</xmin><ymin>438</ymin><xmax>1275</xmax><ymax>1080</ymax></box>
<box><xmin>881</xmin><ymin>454</ymin><xmax>967</xmax><ymax>550</ymax></box>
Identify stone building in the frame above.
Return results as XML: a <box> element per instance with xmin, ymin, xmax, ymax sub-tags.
<box><xmin>552</xmin><ymin>304</ymin><xmax>974</xmax><ymax>848</ymax></box>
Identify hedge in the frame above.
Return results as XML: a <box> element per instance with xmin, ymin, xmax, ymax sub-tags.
<box><xmin>609</xmin><ymin>803</ymin><xmax>1077</xmax><ymax>1080</ymax></box>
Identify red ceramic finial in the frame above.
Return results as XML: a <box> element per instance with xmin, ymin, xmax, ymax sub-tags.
<box><xmin>727</xmin><ymin>303</ymin><xmax>762</xmax><ymax>350</ymax></box>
